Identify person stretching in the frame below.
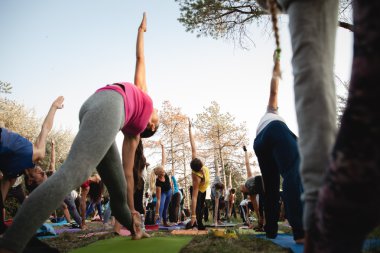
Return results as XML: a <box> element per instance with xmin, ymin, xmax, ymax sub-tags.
<box><xmin>79</xmin><ymin>174</ymin><xmax>103</xmax><ymax>228</ymax></box>
<box><xmin>253</xmin><ymin>52</ymin><xmax>304</xmax><ymax>242</ymax></box>
<box><xmin>25</xmin><ymin>140</ymin><xmax>83</xmax><ymax>228</ymax></box>
<box><xmin>0</xmin><ymin>96</ymin><xmax>64</xmax><ymax>233</ymax></box>
<box><xmin>187</xmin><ymin>118</ymin><xmax>210</xmax><ymax>230</ymax></box>
<box><xmin>152</xmin><ymin>141</ymin><xmax>172</xmax><ymax>227</ymax></box>
<box><xmin>0</xmin><ymin>12</ymin><xmax>158</xmax><ymax>253</ymax></box>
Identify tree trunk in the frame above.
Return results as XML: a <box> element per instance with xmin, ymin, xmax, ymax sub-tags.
<box><xmin>219</xmin><ymin>146</ymin><xmax>227</xmax><ymax>188</ymax></box>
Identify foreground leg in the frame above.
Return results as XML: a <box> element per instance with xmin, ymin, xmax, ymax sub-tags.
<box><xmin>310</xmin><ymin>1</ymin><xmax>380</xmax><ymax>252</ymax></box>
<box><xmin>95</xmin><ymin>143</ymin><xmax>132</xmax><ymax>232</ymax></box>
<box><xmin>284</xmin><ymin>0</ymin><xmax>339</xmax><ymax>231</ymax></box>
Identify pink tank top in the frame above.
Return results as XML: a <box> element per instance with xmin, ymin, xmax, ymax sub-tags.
<box><xmin>96</xmin><ymin>82</ymin><xmax>153</xmax><ymax>136</ymax></box>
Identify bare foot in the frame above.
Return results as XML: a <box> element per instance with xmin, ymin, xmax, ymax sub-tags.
<box><xmin>131</xmin><ymin>213</ymin><xmax>143</xmax><ymax>240</ymax></box>
<box><xmin>142</xmin><ymin>231</ymin><xmax>151</xmax><ymax>238</ymax></box>
<box><xmin>80</xmin><ymin>222</ymin><xmax>88</xmax><ymax>230</ymax></box>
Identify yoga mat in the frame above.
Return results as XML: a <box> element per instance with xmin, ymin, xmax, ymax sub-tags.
<box><xmin>37</xmin><ymin>235</ymin><xmax>58</xmax><ymax>240</ymax></box>
<box><xmin>55</xmin><ymin>228</ymin><xmax>82</xmax><ymax>234</ymax></box>
<box><xmin>118</xmin><ymin>228</ymin><xmax>131</xmax><ymax>237</ymax></box>
<box><xmin>256</xmin><ymin>234</ymin><xmax>303</xmax><ymax>253</ymax></box>
<box><xmin>206</xmin><ymin>223</ymin><xmax>236</xmax><ymax>227</ymax></box>
<box><xmin>78</xmin><ymin>231</ymin><xmax>109</xmax><ymax>238</ymax></box>
<box><xmin>48</xmin><ymin>220</ymin><xmax>69</xmax><ymax>227</ymax></box>
<box><xmin>158</xmin><ymin>224</ymin><xmax>185</xmax><ymax>231</ymax></box>
<box><xmin>71</xmin><ymin>235</ymin><xmax>193</xmax><ymax>253</ymax></box>
<box><xmin>4</xmin><ymin>219</ymin><xmax>12</xmax><ymax>226</ymax></box>
<box><xmin>363</xmin><ymin>238</ymin><xmax>380</xmax><ymax>251</ymax></box>
<box><xmin>171</xmin><ymin>230</ymin><xmax>208</xmax><ymax>235</ymax></box>
<box><xmin>145</xmin><ymin>224</ymin><xmax>159</xmax><ymax>231</ymax></box>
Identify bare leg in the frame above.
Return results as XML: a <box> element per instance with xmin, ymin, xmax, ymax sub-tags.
<box><xmin>80</xmin><ymin>187</ymin><xmax>89</xmax><ymax>229</ymax></box>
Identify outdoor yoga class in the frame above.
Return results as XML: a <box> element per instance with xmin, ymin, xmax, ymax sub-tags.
<box><xmin>0</xmin><ymin>1</ymin><xmax>379</xmax><ymax>253</ymax></box>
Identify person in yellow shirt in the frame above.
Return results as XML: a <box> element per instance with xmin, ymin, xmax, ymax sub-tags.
<box><xmin>187</xmin><ymin>118</ymin><xmax>209</xmax><ymax>230</ymax></box>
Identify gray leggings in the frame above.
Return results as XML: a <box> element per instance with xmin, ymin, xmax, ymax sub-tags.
<box><xmin>0</xmin><ymin>90</ymin><xmax>132</xmax><ymax>253</ymax></box>
<box><xmin>277</xmin><ymin>0</ymin><xmax>338</xmax><ymax>231</ymax></box>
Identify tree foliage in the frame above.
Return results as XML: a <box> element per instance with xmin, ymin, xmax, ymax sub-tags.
<box><xmin>144</xmin><ymin>101</ymin><xmax>193</xmax><ymax>208</ymax></box>
<box><xmin>0</xmin><ymin>81</ymin><xmax>12</xmax><ymax>94</ymax></box>
<box><xmin>144</xmin><ymin>100</ymin><xmax>254</xmax><ymax>208</ymax></box>
<box><xmin>194</xmin><ymin>101</ymin><xmax>249</xmax><ymax>187</ymax></box>
<box><xmin>176</xmin><ymin>0</ymin><xmax>353</xmax><ymax>48</ymax></box>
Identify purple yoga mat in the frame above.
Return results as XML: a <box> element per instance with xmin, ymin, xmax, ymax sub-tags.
<box><xmin>55</xmin><ymin>228</ymin><xmax>82</xmax><ymax>234</ymax></box>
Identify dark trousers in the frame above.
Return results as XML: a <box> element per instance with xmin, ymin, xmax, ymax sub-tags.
<box><xmin>310</xmin><ymin>1</ymin><xmax>380</xmax><ymax>252</ymax></box>
<box><xmin>196</xmin><ymin>191</ymin><xmax>206</xmax><ymax>228</ymax></box>
<box><xmin>134</xmin><ymin>187</ymin><xmax>144</xmax><ymax>215</ymax></box>
<box><xmin>7</xmin><ymin>185</ymin><xmax>26</xmax><ymax>205</ymax></box>
<box><xmin>169</xmin><ymin>192</ymin><xmax>181</xmax><ymax>222</ymax></box>
<box><xmin>254</xmin><ymin>121</ymin><xmax>304</xmax><ymax>240</ymax></box>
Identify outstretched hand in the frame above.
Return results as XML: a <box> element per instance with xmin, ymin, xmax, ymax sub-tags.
<box><xmin>52</xmin><ymin>96</ymin><xmax>64</xmax><ymax>109</ymax></box>
<box><xmin>139</xmin><ymin>12</ymin><xmax>147</xmax><ymax>32</ymax></box>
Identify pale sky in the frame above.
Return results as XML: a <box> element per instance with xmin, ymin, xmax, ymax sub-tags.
<box><xmin>0</xmin><ymin>0</ymin><xmax>353</xmax><ymax>168</ymax></box>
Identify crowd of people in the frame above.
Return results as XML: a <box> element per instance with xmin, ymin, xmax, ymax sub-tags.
<box><xmin>1</xmin><ymin>1</ymin><xmax>380</xmax><ymax>252</ymax></box>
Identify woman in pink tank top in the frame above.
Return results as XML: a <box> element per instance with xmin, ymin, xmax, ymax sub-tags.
<box><xmin>0</xmin><ymin>13</ymin><xmax>159</xmax><ymax>253</ymax></box>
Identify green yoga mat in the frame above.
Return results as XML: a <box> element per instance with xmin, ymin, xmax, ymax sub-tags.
<box><xmin>70</xmin><ymin>236</ymin><xmax>193</xmax><ymax>253</ymax></box>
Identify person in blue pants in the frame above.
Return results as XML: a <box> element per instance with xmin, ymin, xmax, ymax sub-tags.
<box><xmin>253</xmin><ymin>54</ymin><xmax>304</xmax><ymax>243</ymax></box>
<box><xmin>152</xmin><ymin>141</ymin><xmax>172</xmax><ymax>226</ymax></box>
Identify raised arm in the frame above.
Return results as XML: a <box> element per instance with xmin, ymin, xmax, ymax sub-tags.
<box><xmin>243</xmin><ymin>146</ymin><xmax>252</xmax><ymax>178</ymax></box>
<box><xmin>48</xmin><ymin>140</ymin><xmax>56</xmax><ymax>173</ymax></box>
<box><xmin>228</xmin><ymin>173</ymin><xmax>232</xmax><ymax>189</ymax></box>
<box><xmin>160</xmin><ymin>141</ymin><xmax>166</xmax><ymax>167</ymax></box>
<box><xmin>134</xmin><ymin>12</ymin><xmax>147</xmax><ymax>93</ymax></box>
<box><xmin>188</xmin><ymin>118</ymin><xmax>197</xmax><ymax>159</ymax></box>
<box><xmin>33</xmin><ymin>96</ymin><xmax>64</xmax><ymax>162</ymax></box>
<box><xmin>267</xmin><ymin>51</ymin><xmax>281</xmax><ymax>110</ymax></box>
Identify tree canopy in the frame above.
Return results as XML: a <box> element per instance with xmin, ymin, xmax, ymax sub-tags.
<box><xmin>176</xmin><ymin>0</ymin><xmax>353</xmax><ymax>48</ymax></box>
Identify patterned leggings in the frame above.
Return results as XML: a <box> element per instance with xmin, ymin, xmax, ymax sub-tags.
<box><xmin>307</xmin><ymin>1</ymin><xmax>380</xmax><ymax>252</ymax></box>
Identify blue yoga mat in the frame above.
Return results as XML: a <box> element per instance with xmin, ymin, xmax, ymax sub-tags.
<box><xmin>158</xmin><ymin>225</ymin><xmax>185</xmax><ymax>231</ymax></box>
<box><xmin>256</xmin><ymin>233</ymin><xmax>380</xmax><ymax>253</ymax></box>
<box><xmin>36</xmin><ymin>223</ymin><xmax>58</xmax><ymax>240</ymax></box>
<box><xmin>48</xmin><ymin>219</ymin><xmax>69</xmax><ymax>226</ymax></box>
<box><xmin>256</xmin><ymin>234</ymin><xmax>303</xmax><ymax>253</ymax></box>
<box><xmin>362</xmin><ymin>238</ymin><xmax>380</xmax><ymax>251</ymax></box>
